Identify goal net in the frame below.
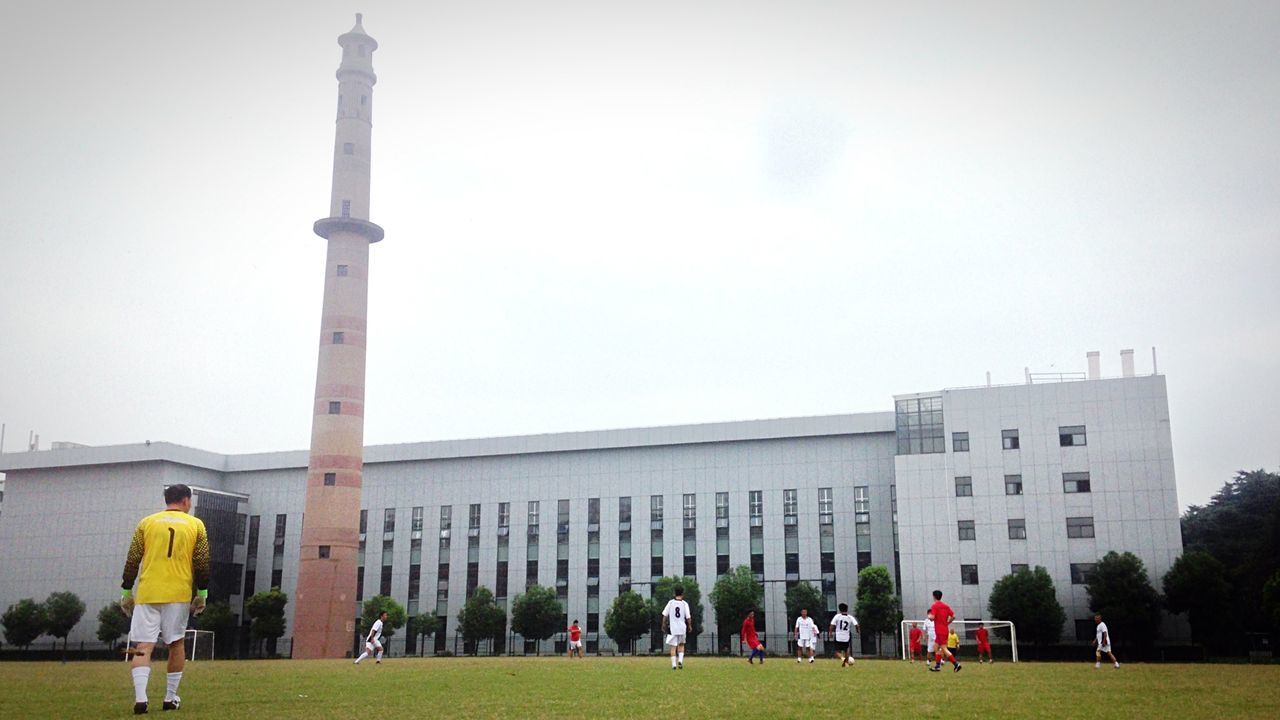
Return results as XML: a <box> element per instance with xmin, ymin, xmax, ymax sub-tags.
<box><xmin>185</xmin><ymin>630</ymin><xmax>216</xmax><ymax>661</ymax></box>
<box><xmin>899</xmin><ymin>619</ymin><xmax>1018</xmax><ymax>662</ymax></box>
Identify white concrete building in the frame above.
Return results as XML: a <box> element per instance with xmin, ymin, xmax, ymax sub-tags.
<box><xmin>0</xmin><ymin>367</ymin><xmax>1183</xmax><ymax>654</ymax></box>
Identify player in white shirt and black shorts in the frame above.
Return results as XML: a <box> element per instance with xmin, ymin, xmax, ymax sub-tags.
<box><xmin>829</xmin><ymin>603</ymin><xmax>859</xmax><ymax>667</ymax></box>
<box><xmin>794</xmin><ymin>608</ymin><xmax>819</xmax><ymax>664</ymax></box>
<box><xmin>354</xmin><ymin>611</ymin><xmax>387</xmax><ymax>665</ymax></box>
<box><xmin>1093</xmin><ymin>613</ymin><xmax>1120</xmax><ymax>669</ymax></box>
<box><xmin>661</xmin><ymin>586</ymin><xmax>694</xmax><ymax>670</ymax></box>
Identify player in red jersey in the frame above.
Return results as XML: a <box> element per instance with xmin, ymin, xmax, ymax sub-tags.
<box><xmin>741</xmin><ymin>610</ymin><xmax>765</xmax><ymax>664</ymax></box>
<box><xmin>975</xmin><ymin>623</ymin><xmax>992</xmax><ymax>663</ymax></box>
<box><xmin>908</xmin><ymin>622</ymin><xmax>924</xmax><ymax>662</ymax></box>
<box><xmin>928</xmin><ymin>590</ymin><xmax>961</xmax><ymax>672</ymax></box>
<box><xmin>567</xmin><ymin>619</ymin><xmax>583</xmax><ymax>658</ymax></box>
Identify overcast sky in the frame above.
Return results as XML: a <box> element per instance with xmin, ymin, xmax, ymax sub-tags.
<box><xmin>1</xmin><ymin>1</ymin><xmax>1276</xmax><ymax>509</ymax></box>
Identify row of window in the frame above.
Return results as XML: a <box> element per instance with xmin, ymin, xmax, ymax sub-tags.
<box><xmin>955</xmin><ymin>471</ymin><xmax>1093</xmax><ymax>497</ymax></box>
<box><xmin>953</xmin><ymin>425</ymin><xmax>1087</xmax><ymax>453</ymax></box>
<box><xmin>956</xmin><ymin>516</ymin><xmax>1095</xmax><ymax>541</ymax></box>
<box><xmin>961</xmin><ymin>562</ymin><xmax>1098</xmax><ymax>586</ymax></box>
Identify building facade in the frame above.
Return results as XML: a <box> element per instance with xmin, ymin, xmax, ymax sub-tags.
<box><xmin>0</xmin><ymin>373</ymin><xmax>1183</xmax><ymax>653</ymax></box>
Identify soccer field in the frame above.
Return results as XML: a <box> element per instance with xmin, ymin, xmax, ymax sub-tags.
<box><xmin>2</xmin><ymin>657</ymin><xmax>1277</xmax><ymax>719</ymax></box>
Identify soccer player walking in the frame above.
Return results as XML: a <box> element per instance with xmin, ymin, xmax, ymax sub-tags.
<box><xmin>829</xmin><ymin>603</ymin><xmax>859</xmax><ymax>667</ymax></box>
<box><xmin>975</xmin><ymin>623</ymin><xmax>992</xmax><ymax>663</ymax></box>
<box><xmin>355</xmin><ymin>611</ymin><xmax>388</xmax><ymax>664</ymax></box>
<box><xmin>794</xmin><ymin>608</ymin><xmax>819</xmax><ymax>664</ymax></box>
<box><xmin>567</xmin><ymin>619</ymin><xmax>584</xmax><ymax>659</ymax></box>
<box><xmin>119</xmin><ymin>484</ymin><xmax>210</xmax><ymax>715</ymax></box>
<box><xmin>741</xmin><ymin>610</ymin><xmax>765</xmax><ymax>664</ymax></box>
<box><xmin>928</xmin><ymin>590</ymin><xmax>961</xmax><ymax>673</ymax></box>
<box><xmin>1092</xmin><ymin>613</ymin><xmax>1120</xmax><ymax>669</ymax></box>
<box><xmin>661</xmin><ymin>586</ymin><xmax>693</xmax><ymax>670</ymax></box>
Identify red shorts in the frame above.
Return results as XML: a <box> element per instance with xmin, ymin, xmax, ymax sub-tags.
<box><xmin>977</xmin><ymin>643</ymin><xmax>991</xmax><ymax>652</ymax></box>
<box><xmin>909</xmin><ymin>643</ymin><xmax>921</xmax><ymax>652</ymax></box>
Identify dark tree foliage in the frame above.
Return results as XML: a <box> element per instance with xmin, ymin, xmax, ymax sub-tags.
<box><xmin>1162</xmin><ymin>550</ymin><xmax>1231</xmax><ymax>646</ymax></box>
<box><xmin>245</xmin><ymin>589</ymin><xmax>288</xmax><ymax>648</ymax></box>
<box><xmin>855</xmin><ymin>565</ymin><xmax>903</xmax><ymax>655</ymax></box>
<box><xmin>457</xmin><ymin>587</ymin><xmax>506</xmax><ymax>649</ymax></box>
<box><xmin>43</xmin><ymin>591</ymin><xmax>86</xmax><ymax>651</ymax></box>
<box><xmin>708</xmin><ymin>566</ymin><xmax>763</xmax><ymax>640</ymax></box>
<box><xmin>987</xmin><ymin>566</ymin><xmax>1066</xmax><ymax>646</ymax></box>
<box><xmin>604</xmin><ymin>591</ymin><xmax>650</xmax><ymax>653</ymax></box>
<box><xmin>647</xmin><ymin>576</ymin><xmax>704</xmax><ymax>638</ymax></box>
<box><xmin>96</xmin><ymin>604</ymin><xmax>131</xmax><ymax>648</ymax></box>
<box><xmin>511</xmin><ymin>585</ymin><xmax>563</xmax><ymax>642</ymax></box>
<box><xmin>361</xmin><ymin>595</ymin><xmax>407</xmax><ymax>638</ymax></box>
<box><xmin>2</xmin><ymin>599</ymin><xmax>47</xmax><ymax>649</ymax></box>
<box><xmin>1087</xmin><ymin>552</ymin><xmax>1162</xmax><ymax>648</ymax></box>
<box><xmin>784</xmin><ymin>582</ymin><xmax>827</xmax><ymax>629</ymax></box>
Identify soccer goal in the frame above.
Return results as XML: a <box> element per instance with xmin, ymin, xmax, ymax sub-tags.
<box><xmin>185</xmin><ymin>630</ymin><xmax>215</xmax><ymax>661</ymax></box>
<box><xmin>899</xmin><ymin>619</ymin><xmax>1018</xmax><ymax>662</ymax></box>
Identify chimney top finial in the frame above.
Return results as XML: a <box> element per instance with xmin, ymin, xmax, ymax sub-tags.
<box><xmin>356</xmin><ymin>13</ymin><xmax>363</xmax><ymax>24</ymax></box>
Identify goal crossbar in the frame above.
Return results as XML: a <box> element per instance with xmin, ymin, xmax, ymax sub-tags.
<box><xmin>899</xmin><ymin>619</ymin><xmax>1018</xmax><ymax>662</ymax></box>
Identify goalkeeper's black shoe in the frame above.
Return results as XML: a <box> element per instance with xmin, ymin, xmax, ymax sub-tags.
<box><xmin>133</xmin><ymin>701</ymin><xmax>148</xmax><ymax>714</ymax></box>
<box><xmin>163</xmin><ymin>696</ymin><xmax>181</xmax><ymax>711</ymax></box>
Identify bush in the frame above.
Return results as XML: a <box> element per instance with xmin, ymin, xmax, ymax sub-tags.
<box><xmin>2</xmin><ymin>599</ymin><xmax>48</xmax><ymax>650</ymax></box>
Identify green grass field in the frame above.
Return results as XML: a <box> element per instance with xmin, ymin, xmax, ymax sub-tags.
<box><xmin>2</xmin><ymin>657</ymin><xmax>1277</xmax><ymax>719</ymax></box>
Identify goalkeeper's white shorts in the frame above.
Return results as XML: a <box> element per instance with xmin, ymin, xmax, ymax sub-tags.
<box><xmin>129</xmin><ymin>602</ymin><xmax>190</xmax><ymax>645</ymax></box>
<box><xmin>366</xmin><ymin>637</ymin><xmax>383</xmax><ymax>652</ymax></box>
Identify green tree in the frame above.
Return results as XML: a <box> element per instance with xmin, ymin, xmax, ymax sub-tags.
<box><xmin>1263</xmin><ymin>570</ymin><xmax>1280</xmax><ymax>632</ymax></box>
<box><xmin>457</xmin><ymin>587</ymin><xmax>506</xmax><ymax>653</ymax></box>
<box><xmin>604</xmin><ymin>590</ymin><xmax>651</xmax><ymax>654</ymax></box>
<box><xmin>1087</xmin><ymin>551</ymin><xmax>1162</xmax><ymax>648</ymax></box>
<box><xmin>784</xmin><ymin>581</ymin><xmax>827</xmax><ymax>630</ymax></box>
<box><xmin>987</xmin><ymin>566</ymin><xmax>1066</xmax><ymax>646</ymax></box>
<box><xmin>96</xmin><ymin>604</ymin><xmax>131</xmax><ymax>649</ymax></box>
<box><xmin>43</xmin><ymin>591</ymin><xmax>86</xmax><ymax>654</ymax></box>
<box><xmin>196</xmin><ymin>601</ymin><xmax>238</xmax><ymax>657</ymax></box>
<box><xmin>855</xmin><ymin>565</ymin><xmax>902</xmax><ymax>655</ymax></box>
<box><xmin>647</xmin><ymin>576</ymin><xmax>704</xmax><ymax>640</ymax></box>
<box><xmin>709</xmin><ymin>566</ymin><xmax>763</xmax><ymax>646</ymax></box>
<box><xmin>361</xmin><ymin>595</ymin><xmax>407</xmax><ymax>639</ymax></box>
<box><xmin>1162</xmin><ymin>550</ymin><xmax>1231</xmax><ymax>646</ymax></box>
<box><xmin>511</xmin><ymin>585</ymin><xmax>562</xmax><ymax>651</ymax></box>
<box><xmin>244</xmin><ymin>589</ymin><xmax>288</xmax><ymax>655</ymax></box>
<box><xmin>408</xmin><ymin>615</ymin><xmax>441</xmax><ymax>654</ymax></box>
<box><xmin>2</xmin><ymin>598</ymin><xmax>48</xmax><ymax>650</ymax></box>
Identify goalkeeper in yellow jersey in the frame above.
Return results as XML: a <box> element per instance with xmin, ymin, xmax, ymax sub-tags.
<box><xmin>119</xmin><ymin>484</ymin><xmax>211</xmax><ymax>715</ymax></box>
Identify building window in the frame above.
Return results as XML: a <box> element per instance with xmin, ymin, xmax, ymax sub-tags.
<box><xmin>1002</xmin><ymin>429</ymin><xmax>1020</xmax><ymax>450</ymax></box>
<box><xmin>619</xmin><ymin>497</ymin><xmax>631</xmax><ymax>525</ymax></box>
<box><xmin>952</xmin><ymin>431</ymin><xmax>969</xmax><ymax>452</ymax></box>
<box><xmin>328</xmin><ymin>401</ymin><xmax>341</xmax><ymax>414</ymax></box>
<box><xmin>384</xmin><ymin>508</ymin><xmax>396</xmax><ymax>533</ymax></box>
<box><xmin>854</xmin><ymin>487</ymin><xmax>870</xmax><ymax>522</ymax></box>
<box><xmin>1011</xmin><ymin>563</ymin><xmax>1029</xmax><ymax>574</ymax></box>
<box><xmin>682</xmin><ymin>494</ymin><xmax>696</xmax><ymax>529</ymax></box>
<box><xmin>650</xmin><ymin>495</ymin><xmax>663</xmax><ymax>524</ymax></box>
<box><xmin>896</xmin><ymin>395</ymin><xmax>945</xmax><ymax>454</ymax></box>
<box><xmin>961</xmin><ymin>564</ymin><xmax>979</xmax><ymax>585</ymax></box>
<box><xmin>343</xmin><ymin>142</ymin><xmax>354</xmax><ymax>155</ymax></box>
<box><xmin>1059</xmin><ymin>425</ymin><xmax>1087</xmax><ymax>447</ymax></box>
<box><xmin>1066</xmin><ymin>517</ymin><xmax>1095</xmax><ymax>539</ymax></box>
<box><xmin>715</xmin><ymin>492</ymin><xmax>729</xmax><ymax>522</ymax></box>
<box><xmin>341</xmin><ymin>199</ymin><xmax>351</xmax><ymax>217</ymax></box>
<box><xmin>957</xmin><ymin>520</ymin><xmax>976</xmax><ymax>541</ymax></box>
<box><xmin>235</xmin><ymin>513</ymin><xmax>247</xmax><ymax>544</ymax></box>
<box><xmin>359</xmin><ymin>509</ymin><xmax>367</xmax><ymax>535</ymax></box>
<box><xmin>336</xmin><ymin>264</ymin><xmax>349</xmax><ymax>276</ymax></box>
<box><xmin>318</xmin><ymin>545</ymin><xmax>331</xmax><ymax>559</ymax></box>
<box><xmin>954</xmin><ymin>476</ymin><xmax>973</xmax><ymax>497</ymax></box>
<box><xmin>360</xmin><ymin>94</ymin><xmax>367</xmax><ymax>105</ymax></box>
<box><xmin>498</xmin><ymin>502</ymin><xmax>510</xmax><ymax>528</ymax></box>
<box><xmin>1004</xmin><ymin>475</ymin><xmax>1023</xmax><ymax>495</ymax></box>
<box><xmin>818</xmin><ymin>488</ymin><xmax>833</xmax><ymax>524</ymax></box>
<box><xmin>1063</xmin><ymin>472</ymin><xmax>1091</xmax><ymax>493</ymax></box>
<box><xmin>1070</xmin><ymin>563</ymin><xmax>1097</xmax><ymax>585</ymax></box>
<box><xmin>469</xmin><ymin>503</ymin><xmax>481</xmax><ymax>530</ymax></box>
<box><xmin>527</xmin><ymin>501</ymin><xmax>539</xmax><ymax>528</ymax></box>
<box><xmin>323</xmin><ymin>472</ymin><xmax>336</xmax><ymax>486</ymax></box>
<box><xmin>748</xmin><ymin>491</ymin><xmax>763</xmax><ymax>522</ymax></box>
<box><xmin>332</xmin><ymin>331</ymin><xmax>345</xmax><ymax>344</ymax></box>
<box><xmin>588</xmin><ymin>497</ymin><xmax>600</xmax><ymax>526</ymax></box>
<box><xmin>1008</xmin><ymin>518</ymin><xmax>1027</xmax><ymax>540</ymax></box>
<box><xmin>411</xmin><ymin>506</ymin><xmax>423</xmax><ymax>533</ymax></box>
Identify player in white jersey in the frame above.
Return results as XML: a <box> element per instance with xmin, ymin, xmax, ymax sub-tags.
<box><xmin>925</xmin><ymin>611</ymin><xmax>938</xmax><ymax>663</ymax></box>
<box><xmin>354</xmin><ymin>611</ymin><xmax>388</xmax><ymax>665</ymax></box>
<box><xmin>794</xmin><ymin>608</ymin><xmax>819</xmax><ymax>664</ymax></box>
<box><xmin>828</xmin><ymin>603</ymin><xmax>859</xmax><ymax>667</ymax></box>
<box><xmin>661</xmin><ymin>586</ymin><xmax>694</xmax><ymax>669</ymax></box>
<box><xmin>1092</xmin><ymin>613</ymin><xmax>1120</xmax><ymax>668</ymax></box>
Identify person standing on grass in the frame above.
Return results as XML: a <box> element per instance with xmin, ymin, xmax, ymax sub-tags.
<box><xmin>828</xmin><ymin>603</ymin><xmax>859</xmax><ymax>667</ymax></box>
<box><xmin>947</xmin><ymin>627</ymin><xmax>960</xmax><ymax>660</ymax></box>
<box><xmin>928</xmin><ymin>591</ymin><xmax>961</xmax><ymax>673</ymax></box>
<box><xmin>119</xmin><ymin>483</ymin><xmax>210</xmax><ymax>715</ymax></box>
<box><xmin>567</xmin><ymin>619</ymin><xmax>584</xmax><ymax>658</ymax></box>
<box><xmin>975</xmin><ymin>623</ymin><xmax>992</xmax><ymax>663</ymax></box>
<box><xmin>908</xmin><ymin>622</ymin><xmax>924</xmax><ymax>662</ymax></box>
<box><xmin>794</xmin><ymin>608</ymin><xmax>819</xmax><ymax>664</ymax></box>
<box><xmin>355</xmin><ymin>611</ymin><xmax>387</xmax><ymax>664</ymax></box>
<box><xmin>741</xmin><ymin>610</ymin><xmax>765</xmax><ymax>664</ymax></box>
<box><xmin>1093</xmin><ymin>613</ymin><xmax>1120</xmax><ymax>669</ymax></box>
<box><xmin>924</xmin><ymin>612</ymin><xmax>938</xmax><ymax>667</ymax></box>
<box><xmin>661</xmin><ymin>585</ymin><xmax>693</xmax><ymax>670</ymax></box>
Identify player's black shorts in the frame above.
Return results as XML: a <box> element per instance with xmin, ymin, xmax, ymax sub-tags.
<box><xmin>833</xmin><ymin>639</ymin><xmax>850</xmax><ymax>653</ymax></box>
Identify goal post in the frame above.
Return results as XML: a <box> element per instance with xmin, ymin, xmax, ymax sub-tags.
<box><xmin>899</xmin><ymin>619</ymin><xmax>1018</xmax><ymax>662</ymax></box>
<box><xmin>185</xmin><ymin>629</ymin><xmax>215</xmax><ymax>661</ymax></box>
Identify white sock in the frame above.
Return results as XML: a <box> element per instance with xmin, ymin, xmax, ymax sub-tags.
<box><xmin>375</xmin><ymin>649</ymin><xmax>383</xmax><ymax>661</ymax></box>
<box><xmin>671</xmin><ymin>656</ymin><xmax>678</xmax><ymax>668</ymax></box>
<box><xmin>131</xmin><ymin>666</ymin><xmax>150</xmax><ymax>704</ymax></box>
<box><xmin>677</xmin><ymin>651</ymin><xmax>684</xmax><ymax>664</ymax></box>
<box><xmin>355</xmin><ymin>651</ymin><xmax>368</xmax><ymax>663</ymax></box>
<box><xmin>165</xmin><ymin>672</ymin><xmax>182</xmax><ymax>702</ymax></box>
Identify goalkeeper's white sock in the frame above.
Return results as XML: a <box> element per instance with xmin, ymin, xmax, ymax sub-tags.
<box><xmin>671</xmin><ymin>655</ymin><xmax>678</xmax><ymax>668</ymax></box>
<box><xmin>165</xmin><ymin>672</ymin><xmax>183</xmax><ymax>702</ymax></box>
<box><xmin>355</xmin><ymin>651</ymin><xmax>368</xmax><ymax>664</ymax></box>
<box><xmin>677</xmin><ymin>651</ymin><xmax>684</xmax><ymax>664</ymax></box>
<box><xmin>131</xmin><ymin>666</ymin><xmax>150</xmax><ymax>703</ymax></box>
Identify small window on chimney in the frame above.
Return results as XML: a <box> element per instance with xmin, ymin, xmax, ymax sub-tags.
<box><xmin>341</xmin><ymin>200</ymin><xmax>351</xmax><ymax>217</ymax></box>
<box><xmin>319</xmin><ymin>545</ymin><xmax>331</xmax><ymax>559</ymax></box>
<box><xmin>361</xmin><ymin>95</ymin><xmax>367</xmax><ymax>106</ymax></box>
<box><xmin>336</xmin><ymin>265</ymin><xmax>349</xmax><ymax>277</ymax></box>
<box><xmin>333</xmin><ymin>331</ymin><xmax>345</xmax><ymax>344</ymax></box>
<box><xmin>324</xmin><ymin>472</ymin><xmax>336</xmax><ymax>486</ymax></box>
<box><xmin>343</xmin><ymin>143</ymin><xmax>354</xmax><ymax>155</ymax></box>
<box><xmin>329</xmin><ymin>401</ymin><xmax>341</xmax><ymax>414</ymax></box>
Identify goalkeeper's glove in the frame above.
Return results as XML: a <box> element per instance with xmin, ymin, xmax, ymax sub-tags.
<box><xmin>191</xmin><ymin>590</ymin><xmax>208</xmax><ymax>616</ymax></box>
<box><xmin>119</xmin><ymin>590</ymin><xmax>135</xmax><ymax>618</ymax></box>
